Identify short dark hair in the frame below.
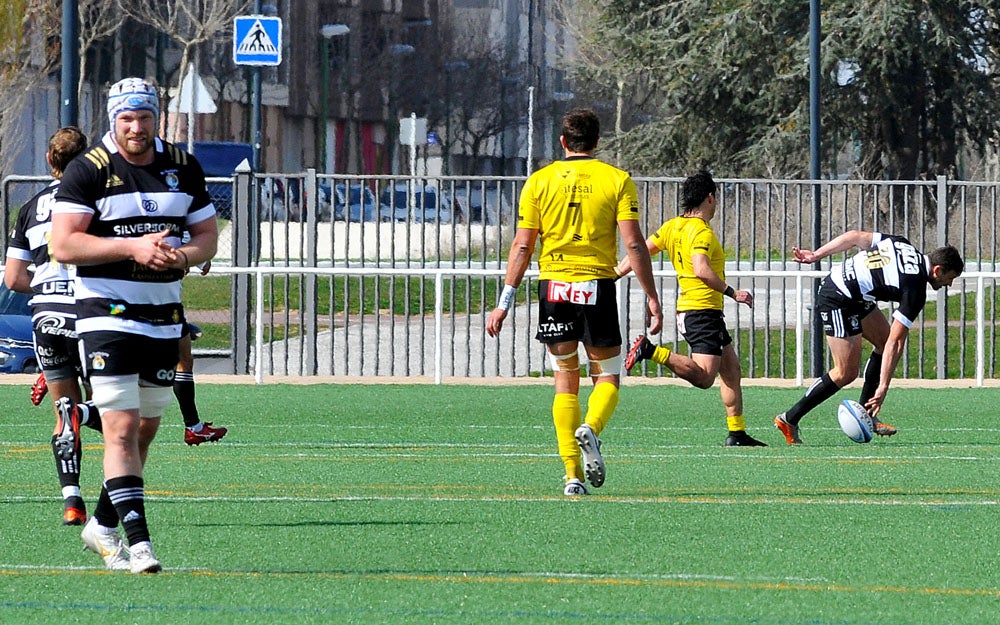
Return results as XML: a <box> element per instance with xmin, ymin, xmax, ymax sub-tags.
<box><xmin>928</xmin><ymin>245</ymin><xmax>964</xmax><ymax>276</ymax></box>
<box><xmin>561</xmin><ymin>108</ymin><xmax>600</xmax><ymax>153</ymax></box>
<box><xmin>48</xmin><ymin>126</ymin><xmax>87</xmax><ymax>179</ymax></box>
<box><xmin>681</xmin><ymin>170</ymin><xmax>716</xmax><ymax>212</ymax></box>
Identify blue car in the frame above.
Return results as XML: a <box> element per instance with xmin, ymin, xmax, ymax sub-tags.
<box><xmin>0</xmin><ymin>283</ymin><xmax>36</xmax><ymax>373</ymax></box>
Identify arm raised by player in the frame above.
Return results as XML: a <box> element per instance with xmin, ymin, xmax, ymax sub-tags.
<box><xmin>793</xmin><ymin>230</ymin><xmax>874</xmax><ymax>264</ymax></box>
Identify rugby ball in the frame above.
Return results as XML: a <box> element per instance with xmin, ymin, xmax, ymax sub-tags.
<box><xmin>837</xmin><ymin>399</ymin><xmax>873</xmax><ymax>444</ymax></box>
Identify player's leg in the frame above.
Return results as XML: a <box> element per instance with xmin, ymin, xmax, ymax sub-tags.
<box><xmin>47</xmin><ymin>375</ymin><xmax>85</xmax><ymax>524</ymax></box>
<box><xmin>549</xmin><ymin>341</ymin><xmax>585</xmax><ymax>492</ymax></box>
<box><xmin>716</xmin><ymin>344</ymin><xmax>767</xmax><ymax>447</ymax></box>
<box><xmin>536</xmin><ymin>282</ymin><xmax>588</xmax><ymax>495</ymax></box>
<box><xmin>176</xmin><ymin>323</ymin><xmax>228</xmax><ymax>445</ymax></box>
<box><xmin>624</xmin><ymin>334</ymin><xmax>715</xmax><ymax>387</ymax></box>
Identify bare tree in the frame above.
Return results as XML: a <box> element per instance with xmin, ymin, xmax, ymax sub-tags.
<box><xmin>77</xmin><ymin>0</ymin><xmax>126</xmax><ymax>137</ymax></box>
<box><xmin>119</xmin><ymin>0</ymin><xmax>251</xmax><ymax>142</ymax></box>
<box><xmin>0</xmin><ymin>0</ymin><xmax>59</xmax><ymax>178</ymax></box>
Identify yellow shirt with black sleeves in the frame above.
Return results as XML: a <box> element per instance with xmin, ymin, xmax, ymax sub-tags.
<box><xmin>650</xmin><ymin>216</ymin><xmax>726</xmax><ymax>312</ymax></box>
<box><xmin>518</xmin><ymin>156</ymin><xmax>639</xmax><ymax>281</ymax></box>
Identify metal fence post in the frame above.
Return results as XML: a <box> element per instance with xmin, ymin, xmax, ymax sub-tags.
<box><xmin>304</xmin><ymin>168</ymin><xmax>318</xmax><ymax>375</ymax></box>
<box><xmin>231</xmin><ymin>162</ymin><xmax>254</xmax><ymax>374</ymax></box>
<box><xmin>936</xmin><ymin>174</ymin><xmax>948</xmax><ymax>379</ymax></box>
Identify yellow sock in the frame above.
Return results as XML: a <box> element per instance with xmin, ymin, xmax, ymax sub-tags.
<box><xmin>727</xmin><ymin>415</ymin><xmax>746</xmax><ymax>432</ymax></box>
<box><xmin>553</xmin><ymin>393</ymin><xmax>583</xmax><ymax>482</ymax></box>
<box><xmin>585</xmin><ymin>381</ymin><xmax>619</xmax><ymax>436</ymax></box>
<box><xmin>651</xmin><ymin>345</ymin><xmax>672</xmax><ymax>366</ymax></box>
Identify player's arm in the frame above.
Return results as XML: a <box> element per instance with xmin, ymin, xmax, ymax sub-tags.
<box><xmin>793</xmin><ymin>230</ymin><xmax>874</xmax><ymax>264</ymax></box>
<box><xmin>691</xmin><ymin>253</ymin><xmax>752</xmax><ymax>308</ymax></box>
<box><xmin>615</xmin><ymin>237</ymin><xmax>661</xmax><ymax>278</ymax></box>
<box><xmin>3</xmin><ymin>257</ymin><xmax>32</xmax><ymax>293</ymax></box>
<box><xmin>866</xmin><ymin>318</ymin><xmax>909</xmax><ymax>417</ymax></box>
<box><xmin>486</xmin><ymin>227</ymin><xmax>538</xmax><ymax>337</ymax></box>
<box><xmin>51</xmin><ymin>211</ymin><xmax>175</xmax><ymax>269</ymax></box>
<box><xmin>619</xmin><ymin>219</ymin><xmax>662</xmax><ymax>335</ymax></box>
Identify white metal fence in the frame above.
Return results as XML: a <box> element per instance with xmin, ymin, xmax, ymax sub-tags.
<box><xmin>5</xmin><ymin>172</ymin><xmax>1000</xmax><ymax>383</ymax></box>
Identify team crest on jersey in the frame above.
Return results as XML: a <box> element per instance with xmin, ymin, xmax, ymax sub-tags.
<box><xmin>163</xmin><ymin>169</ymin><xmax>180</xmax><ymax>190</ymax></box>
<box><xmin>110</xmin><ymin>303</ymin><xmax>126</xmax><ymax>315</ymax></box>
<box><xmin>142</xmin><ymin>198</ymin><xmax>158</xmax><ymax>213</ymax></box>
<box><xmin>90</xmin><ymin>352</ymin><xmax>107</xmax><ymax>371</ymax></box>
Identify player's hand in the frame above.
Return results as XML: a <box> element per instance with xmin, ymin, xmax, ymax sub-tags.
<box><xmin>645</xmin><ymin>298</ymin><xmax>663</xmax><ymax>335</ymax></box>
<box><xmin>792</xmin><ymin>246</ymin><xmax>818</xmax><ymax>264</ymax></box>
<box><xmin>864</xmin><ymin>386</ymin><xmax>888</xmax><ymax>418</ymax></box>
<box><xmin>200</xmin><ymin>259</ymin><xmax>212</xmax><ymax>276</ymax></box>
<box><xmin>133</xmin><ymin>230</ymin><xmax>175</xmax><ymax>270</ymax></box>
<box><xmin>486</xmin><ymin>308</ymin><xmax>507</xmax><ymax>337</ymax></box>
<box><xmin>734</xmin><ymin>289</ymin><xmax>753</xmax><ymax>308</ymax></box>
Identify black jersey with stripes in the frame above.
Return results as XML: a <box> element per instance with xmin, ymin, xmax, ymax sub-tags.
<box><xmin>53</xmin><ymin>133</ymin><xmax>216</xmax><ymax>339</ymax></box>
<box><xmin>6</xmin><ymin>180</ymin><xmax>76</xmax><ymax>307</ymax></box>
<box><xmin>827</xmin><ymin>232</ymin><xmax>930</xmax><ymax>327</ymax></box>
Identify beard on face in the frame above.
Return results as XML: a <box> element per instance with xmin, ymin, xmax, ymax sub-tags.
<box><xmin>115</xmin><ymin>127</ymin><xmax>154</xmax><ymax>156</ymax></box>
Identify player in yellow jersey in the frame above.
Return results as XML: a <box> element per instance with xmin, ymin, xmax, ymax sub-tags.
<box><xmin>616</xmin><ymin>171</ymin><xmax>767</xmax><ymax>447</ymax></box>
<box><xmin>486</xmin><ymin>108</ymin><xmax>662</xmax><ymax>496</ymax></box>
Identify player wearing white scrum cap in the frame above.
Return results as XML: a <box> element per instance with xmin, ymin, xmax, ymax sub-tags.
<box><xmin>50</xmin><ymin>77</ymin><xmax>219</xmax><ymax>573</ymax></box>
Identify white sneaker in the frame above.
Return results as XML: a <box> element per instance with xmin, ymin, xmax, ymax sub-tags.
<box><xmin>574</xmin><ymin>423</ymin><xmax>605</xmax><ymax>487</ymax></box>
<box><xmin>563</xmin><ymin>478</ymin><xmax>588</xmax><ymax>496</ymax></box>
<box><xmin>80</xmin><ymin>518</ymin><xmax>130</xmax><ymax>571</ymax></box>
<box><xmin>129</xmin><ymin>541</ymin><xmax>162</xmax><ymax>574</ymax></box>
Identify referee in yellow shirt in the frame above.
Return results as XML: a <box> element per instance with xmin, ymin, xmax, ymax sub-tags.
<box><xmin>486</xmin><ymin>108</ymin><xmax>663</xmax><ymax>496</ymax></box>
<box><xmin>616</xmin><ymin>170</ymin><xmax>767</xmax><ymax>447</ymax></box>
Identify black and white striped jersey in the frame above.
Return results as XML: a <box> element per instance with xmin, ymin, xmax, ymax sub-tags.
<box><xmin>6</xmin><ymin>180</ymin><xmax>76</xmax><ymax>307</ymax></box>
<box><xmin>827</xmin><ymin>232</ymin><xmax>931</xmax><ymax>327</ymax></box>
<box><xmin>53</xmin><ymin>132</ymin><xmax>216</xmax><ymax>339</ymax></box>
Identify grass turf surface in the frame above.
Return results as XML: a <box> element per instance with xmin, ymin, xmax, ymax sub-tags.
<box><xmin>1</xmin><ymin>383</ymin><xmax>998</xmax><ymax>624</ymax></box>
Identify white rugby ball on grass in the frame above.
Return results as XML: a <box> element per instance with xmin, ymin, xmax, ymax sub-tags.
<box><xmin>837</xmin><ymin>399</ymin><xmax>873</xmax><ymax>444</ymax></box>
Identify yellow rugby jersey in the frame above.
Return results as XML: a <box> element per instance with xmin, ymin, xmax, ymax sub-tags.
<box><xmin>518</xmin><ymin>156</ymin><xmax>639</xmax><ymax>281</ymax></box>
<box><xmin>651</xmin><ymin>216</ymin><xmax>726</xmax><ymax>311</ymax></box>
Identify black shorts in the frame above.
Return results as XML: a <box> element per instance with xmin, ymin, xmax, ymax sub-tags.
<box><xmin>677</xmin><ymin>309</ymin><xmax>732</xmax><ymax>356</ymax></box>
<box><xmin>535</xmin><ymin>279</ymin><xmax>621</xmax><ymax>347</ymax></box>
<box><xmin>31</xmin><ymin>303</ymin><xmax>83</xmax><ymax>381</ymax></box>
<box><xmin>814</xmin><ymin>278</ymin><xmax>877</xmax><ymax>337</ymax></box>
<box><xmin>80</xmin><ymin>331</ymin><xmax>180</xmax><ymax>387</ymax></box>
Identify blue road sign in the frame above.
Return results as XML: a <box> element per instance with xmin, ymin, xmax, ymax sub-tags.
<box><xmin>233</xmin><ymin>16</ymin><xmax>282</xmax><ymax>66</ymax></box>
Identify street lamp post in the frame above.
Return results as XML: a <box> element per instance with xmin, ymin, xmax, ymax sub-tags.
<box><xmin>552</xmin><ymin>91</ymin><xmax>575</xmax><ymax>160</ymax></box>
<box><xmin>320</xmin><ymin>24</ymin><xmax>350</xmax><ymax>174</ymax></box>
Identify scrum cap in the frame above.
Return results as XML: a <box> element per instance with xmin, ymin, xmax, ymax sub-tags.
<box><xmin>107</xmin><ymin>78</ymin><xmax>159</xmax><ymax>125</ymax></box>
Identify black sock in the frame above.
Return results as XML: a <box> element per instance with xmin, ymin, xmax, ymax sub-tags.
<box><xmin>785</xmin><ymin>374</ymin><xmax>841</xmax><ymax>425</ymax></box>
<box><xmin>859</xmin><ymin>352</ymin><xmax>883</xmax><ymax>406</ymax></box>
<box><xmin>78</xmin><ymin>401</ymin><xmax>102</xmax><ymax>433</ymax></box>
<box><xmin>174</xmin><ymin>371</ymin><xmax>199</xmax><ymax>428</ymax></box>
<box><xmin>105</xmin><ymin>475</ymin><xmax>149</xmax><ymax>547</ymax></box>
<box><xmin>93</xmin><ymin>484</ymin><xmax>119</xmax><ymax>528</ymax></box>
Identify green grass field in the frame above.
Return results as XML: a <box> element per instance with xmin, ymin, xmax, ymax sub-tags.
<box><xmin>2</xmin><ymin>382</ymin><xmax>999</xmax><ymax>624</ymax></box>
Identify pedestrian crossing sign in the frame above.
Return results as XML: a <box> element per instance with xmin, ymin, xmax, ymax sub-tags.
<box><xmin>233</xmin><ymin>15</ymin><xmax>282</xmax><ymax>66</ymax></box>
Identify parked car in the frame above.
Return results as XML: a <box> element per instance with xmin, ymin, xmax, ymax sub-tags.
<box><xmin>319</xmin><ymin>183</ymin><xmax>379</xmax><ymax>222</ymax></box>
<box><xmin>0</xmin><ymin>283</ymin><xmax>36</xmax><ymax>373</ymax></box>
<box><xmin>177</xmin><ymin>142</ymin><xmax>254</xmax><ymax>220</ymax></box>
<box><xmin>379</xmin><ymin>182</ymin><xmax>452</xmax><ymax>223</ymax></box>
<box><xmin>448</xmin><ymin>184</ymin><xmax>511</xmax><ymax>225</ymax></box>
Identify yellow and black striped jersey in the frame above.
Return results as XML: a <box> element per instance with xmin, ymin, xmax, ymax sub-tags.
<box><xmin>517</xmin><ymin>156</ymin><xmax>639</xmax><ymax>281</ymax></box>
<box><xmin>650</xmin><ymin>216</ymin><xmax>726</xmax><ymax>311</ymax></box>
